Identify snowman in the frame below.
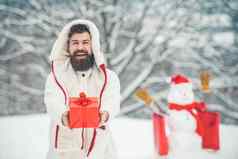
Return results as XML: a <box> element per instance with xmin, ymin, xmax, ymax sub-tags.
<box><xmin>166</xmin><ymin>74</ymin><xmax>202</xmax><ymax>158</ymax></box>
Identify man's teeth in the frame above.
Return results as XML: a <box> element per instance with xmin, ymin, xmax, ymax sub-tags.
<box><xmin>76</xmin><ymin>54</ymin><xmax>87</xmax><ymax>56</ymax></box>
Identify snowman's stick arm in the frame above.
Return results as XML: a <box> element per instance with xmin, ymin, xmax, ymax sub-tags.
<box><xmin>151</xmin><ymin>100</ymin><xmax>169</xmax><ymax>116</ymax></box>
<box><xmin>134</xmin><ymin>88</ymin><xmax>169</xmax><ymax>116</ymax></box>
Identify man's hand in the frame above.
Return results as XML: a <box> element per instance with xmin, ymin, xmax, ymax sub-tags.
<box><xmin>99</xmin><ymin>111</ymin><xmax>109</xmax><ymax>126</ymax></box>
<box><xmin>61</xmin><ymin>111</ymin><xmax>69</xmax><ymax>127</ymax></box>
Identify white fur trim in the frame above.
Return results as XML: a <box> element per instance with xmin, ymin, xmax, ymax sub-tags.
<box><xmin>49</xmin><ymin>19</ymin><xmax>105</xmax><ymax>67</ymax></box>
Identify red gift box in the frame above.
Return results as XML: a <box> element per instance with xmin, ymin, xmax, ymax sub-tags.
<box><xmin>152</xmin><ymin>113</ymin><xmax>169</xmax><ymax>156</ymax></box>
<box><xmin>199</xmin><ymin>111</ymin><xmax>220</xmax><ymax>150</ymax></box>
<box><xmin>69</xmin><ymin>92</ymin><xmax>100</xmax><ymax>128</ymax></box>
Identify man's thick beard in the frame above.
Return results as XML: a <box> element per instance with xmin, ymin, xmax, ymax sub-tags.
<box><xmin>70</xmin><ymin>54</ymin><xmax>95</xmax><ymax>71</ymax></box>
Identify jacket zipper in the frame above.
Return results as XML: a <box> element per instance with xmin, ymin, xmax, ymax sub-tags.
<box><xmin>54</xmin><ymin>125</ymin><xmax>59</xmax><ymax>148</ymax></box>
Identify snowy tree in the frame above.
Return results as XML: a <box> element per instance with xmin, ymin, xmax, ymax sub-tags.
<box><xmin>0</xmin><ymin>0</ymin><xmax>237</xmax><ymax>124</ymax></box>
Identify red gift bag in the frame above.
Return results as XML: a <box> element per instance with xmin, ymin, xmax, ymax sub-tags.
<box><xmin>69</xmin><ymin>92</ymin><xmax>100</xmax><ymax>128</ymax></box>
<box><xmin>152</xmin><ymin>113</ymin><xmax>168</xmax><ymax>156</ymax></box>
<box><xmin>195</xmin><ymin>102</ymin><xmax>207</xmax><ymax>136</ymax></box>
<box><xmin>199</xmin><ymin>111</ymin><xmax>220</xmax><ymax>150</ymax></box>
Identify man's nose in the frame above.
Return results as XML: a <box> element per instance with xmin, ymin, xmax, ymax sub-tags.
<box><xmin>77</xmin><ymin>43</ymin><xmax>84</xmax><ymax>50</ymax></box>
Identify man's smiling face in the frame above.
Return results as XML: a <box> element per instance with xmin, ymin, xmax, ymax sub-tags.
<box><xmin>68</xmin><ymin>32</ymin><xmax>92</xmax><ymax>59</ymax></box>
<box><xmin>68</xmin><ymin>31</ymin><xmax>95</xmax><ymax>71</ymax></box>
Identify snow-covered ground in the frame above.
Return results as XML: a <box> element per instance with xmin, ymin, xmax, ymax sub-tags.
<box><xmin>0</xmin><ymin>114</ymin><xmax>238</xmax><ymax>159</ymax></box>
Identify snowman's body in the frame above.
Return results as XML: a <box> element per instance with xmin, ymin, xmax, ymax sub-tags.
<box><xmin>166</xmin><ymin>75</ymin><xmax>202</xmax><ymax>156</ymax></box>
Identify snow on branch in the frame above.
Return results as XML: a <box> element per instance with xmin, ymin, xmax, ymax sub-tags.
<box><xmin>121</xmin><ymin>63</ymin><xmax>154</xmax><ymax>103</ymax></box>
<box><xmin>12</xmin><ymin>80</ymin><xmax>43</xmax><ymax>96</ymax></box>
<box><xmin>119</xmin><ymin>102</ymin><xmax>145</xmax><ymax>116</ymax></box>
<box><xmin>0</xmin><ymin>49</ymin><xmax>31</xmax><ymax>61</ymax></box>
<box><xmin>0</xmin><ymin>4</ymin><xmax>27</xmax><ymax>17</ymax></box>
<box><xmin>110</xmin><ymin>40</ymin><xmax>136</xmax><ymax>65</ymax></box>
<box><xmin>213</xmin><ymin>90</ymin><xmax>238</xmax><ymax>111</ymax></box>
<box><xmin>209</xmin><ymin>104</ymin><xmax>238</xmax><ymax>120</ymax></box>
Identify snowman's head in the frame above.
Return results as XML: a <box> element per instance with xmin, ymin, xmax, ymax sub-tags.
<box><xmin>167</xmin><ymin>74</ymin><xmax>194</xmax><ymax>105</ymax></box>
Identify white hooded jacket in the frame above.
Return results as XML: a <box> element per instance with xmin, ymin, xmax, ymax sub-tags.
<box><xmin>44</xmin><ymin>19</ymin><xmax>120</xmax><ymax>159</ymax></box>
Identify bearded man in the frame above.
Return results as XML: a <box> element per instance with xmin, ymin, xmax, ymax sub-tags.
<box><xmin>44</xmin><ymin>19</ymin><xmax>120</xmax><ymax>159</ymax></box>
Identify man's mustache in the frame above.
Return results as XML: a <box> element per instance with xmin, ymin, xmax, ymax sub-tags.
<box><xmin>73</xmin><ymin>50</ymin><xmax>88</xmax><ymax>55</ymax></box>
<box><xmin>67</xmin><ymin>50</ymin><xmax>89</xmax><ymax>57</ymax></box>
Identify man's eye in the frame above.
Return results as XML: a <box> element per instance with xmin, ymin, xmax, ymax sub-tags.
<box><xmin>72</xmin><ymin>42</ymin><xmax>78</xmax><ymax>45</ymax></box>
<box><xmin>83</xmin><ymin>41</ymin><xmax>89</xmax><ymax>45</ymax></box>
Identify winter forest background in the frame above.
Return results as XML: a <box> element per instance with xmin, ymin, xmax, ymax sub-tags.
<box><xmin>0</xmin><ymin>0</ymin><xmax>238</xmax><ymax>124</ymax></box>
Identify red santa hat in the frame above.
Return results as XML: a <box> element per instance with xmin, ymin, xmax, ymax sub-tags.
<box><xmin>171</xmin><ymin>74</ymin><xmax>190</xmax><ymax>85</ymax></box>
<box><xmin>166</xmin><ymin>74</ymin><xmax>191</xmax><ymax>85</ymax></box>
<box><xmin>167</xmin><ymin>74</ymin><xmax>194</xmax><ymax>105</ymax></box>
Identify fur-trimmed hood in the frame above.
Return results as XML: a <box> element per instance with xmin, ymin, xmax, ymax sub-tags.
<box><xmin>49</xmin><ymin>19</ymin><xmax>105</xmax><ymax>68</ymax></box>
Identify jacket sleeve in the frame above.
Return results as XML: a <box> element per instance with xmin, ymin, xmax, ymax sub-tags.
<box><xmin>44</xmin><ymin>73</ymin><xmax>68</xmax><ymax>126</ymax></box>
<box><xmin>101</xmin><ymin>70</ymin><xmax>121</xmax><ymax>123</ymax></box>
